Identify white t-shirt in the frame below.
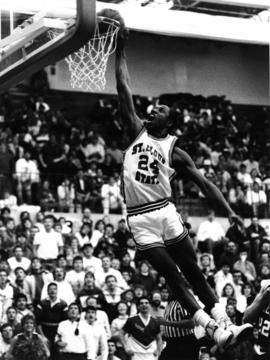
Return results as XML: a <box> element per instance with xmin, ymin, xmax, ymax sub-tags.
<box><xmin>82</xmin><ymin>256</ymin><xmax>102</xmax><ymax>274</ymax></box>
<box><xmin>197</xmin><ymin>220</ymin><xmax>225</xmax><ymax>242</ymax></box>
<box><xmin>33</xmin><ymin>230</ymin><xmax>63</xmax><ymax>260</ymax></box>
<box><xmin>7</xmin><ymin>256</ymin><xmax>31</xmax><ymax>272</ymax></box>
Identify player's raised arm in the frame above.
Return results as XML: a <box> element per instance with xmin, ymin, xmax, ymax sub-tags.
<box><xmin>172</xmin><ymin>146</ymin><xmax>237</xmax><ymax>218</ymax></box>
<box><xmin>115</xmin><ymin>26</ymin><xmax>143</xmax><ymax>140</ymax></box>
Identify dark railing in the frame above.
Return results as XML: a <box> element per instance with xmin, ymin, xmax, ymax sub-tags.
<box><xmin>0</xmin><ymin>171</ymin><xmax>269</xmax><ymax>218</ymax></box>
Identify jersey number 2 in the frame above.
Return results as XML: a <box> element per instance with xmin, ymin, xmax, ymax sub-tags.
<box><xmin>138</xmin><ymin>155</ymin><xmax>159</xmax><ymax>175</ymax></box>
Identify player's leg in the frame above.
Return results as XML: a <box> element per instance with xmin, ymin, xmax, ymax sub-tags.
<box><xmin>139</xmin><ymin>246</ymin><xmax>201</xmax><ymax>315</ymax></box>
<box><xmin>140</xmin><ymin>246</ymin><xmax>234</xmax><ymax>348</ymax></box>
<box><xmin>166</xmin><ymin>235</ymin><xmax>217</xmax><ymax>313</ymax></box>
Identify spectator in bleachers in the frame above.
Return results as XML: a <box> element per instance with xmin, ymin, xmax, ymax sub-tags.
<box><xmin>15</xmin><ymin>150</ymin><xmax>40</xmax><ymax>205</ymax></box>
<box><xmin>96</xmin><ymin>256</ymin><xmax>128</xmax><ymax>291</ymax></box>
<box><xmin>237</xmin><ymin>163</ymin><xmax>253</xmax><ymax>187</ymax></box>
<box><xmin>0</xmin><ymin>269</ymin><xmax>16</xmax><ymax>322</ymax></box>
<box><xmin>85</xmin><ymin>305</ymin><xmax>108</xmax><ymax>360</ymax></box>
<box><xmin>0</xmin><ymin>142</ymin><xmax>15</xmax><ymax>195</ymax></box>
<box><xmin>0</xmin><ymin>323</ymin><xmax>13</xmax><ymax>358</ymax></box>
<box><xmin>65</xmin><ymin>255</ymin><xmax>85</xmax><ymax>296</ymax></box>
<box><xmin>246</xmin><ymin>181</ymin><xmax>267</xmax><ymax>218</ymax></box>
<box><xmin>233</xmin><ymin>248</ymin><xmax>257</xmax><ymax>283</ymax></box>
<box><xmin>4</xmin><ymin>307</ymin><xmax>22</xmax><ymax>334</ymax></box>
<box><xmin>197</xmin><ymin>210</ymin><xmax>225</xmax><ymax>253</ymax></box>
<box><xmin>57</xmin><ymin>178</ymin><xmax>75</xmax><ymax>212</ymax></box>
<box><xmin>103</xmin><ymin>275</ymin><xmax>123</xmax><ymax>323</ymax></box>
<box><xmin>7</xmin><ymin>245</ymin><xmax>31</xmax><ymax>274</ymax></box>
<box><xmin>75</xmin><ymin>223</ymin><xmax>92</xmax><ymax>248</ymax></box>
<box><xmin>101</xmin><ymin>176</ymin><xmax>124</xmax><ymax>216</ymax></box>
<box><xmin>214</xmin><ymin>262</ymin><xmax>234</xmax><ymax>298</ymax></box>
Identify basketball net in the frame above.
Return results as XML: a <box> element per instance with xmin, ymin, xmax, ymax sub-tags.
<box><xmin>49</xmin><ymin>17</ymin><xmax>120</xmax><ymax>92</ymax></box>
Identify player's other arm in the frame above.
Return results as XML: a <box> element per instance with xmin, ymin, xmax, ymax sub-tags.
<box><xmin>172</xmin><ymin>147</ymin><xmax>236</xmax><ymax>218</ymax></box>
<box><xmin>243</xmin><ymin>287</ymin><xmax>270</xmax><ymax>324</ymax></box>
<box><xmin>115</xmin><ymin>30</ymin><xmax>143</xmax><ymax>140</ymax></box>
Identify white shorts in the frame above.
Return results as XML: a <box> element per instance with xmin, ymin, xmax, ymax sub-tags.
<box><xmin>127</xmin><ymin>202</ymin><xmax>188</xmax><ymax>251</ymax></box>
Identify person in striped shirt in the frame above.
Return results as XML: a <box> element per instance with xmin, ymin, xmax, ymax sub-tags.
<box><xmin>159</xmin><ymin>297</ymin><xmax>201</xmax><ymax>360</ymax></box>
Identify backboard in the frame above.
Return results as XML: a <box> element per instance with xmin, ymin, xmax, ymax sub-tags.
<box><xmin>0</xmin><ymin>0</ymin><xmax>96</xmax><ymax>93</ymax></box>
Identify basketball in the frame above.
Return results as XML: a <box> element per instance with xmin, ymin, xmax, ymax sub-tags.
<box><xmin>97</xmin><ymin>8</ymin><xmax>125</xmax><ymax>29</ymax></box>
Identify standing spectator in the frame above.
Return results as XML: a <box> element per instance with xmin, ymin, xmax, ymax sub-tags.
<box><xmin>237</xmin><ymin>163</ymin><xmax>253</xmax><ymax>187</ymax></box>
<box><xmin>0</xmin><ymin>270</ymin><xmax>16</xmax><ymax>322</ymax></box>
<box><xmin>95</xmin><ymin>256</ymin><xmax>128</xmax><ymax>291</ymax></box>
<box><xmin>0</xmin><ymin>142</ymin><xmax>14</xmax><ymax>195</ymax></box>
<box><xmin>33</xmin><ymin>215</ymin><xmax>63</xmax><ymax>268</ymax></box>
<box><xmin>84</xmin><ymin>305</ymin><xmax>108</xmax><ymax>360</ymax></box>
<box><xmin>7</xmin><ymin>314</ymin><xmax>50</xmax><ymax>360</ymax></box>
<box><xmin>119</xmin><ymin>297</ymin><xmax>163</xmax><ymax>360</ymax></box>
<box><xmin>36</xmin><ymin>282</ymin><xmax>68</xmax><ymax>358</ymax></box>
<box><xmin>0</xmin><ymin>324</ymin><xmax>13</xmax><ymax>359</ymax></box>
<box><xmin>103</xmin><ymin>275</ymin><xmax>124</xmax><ymax>322</ymax></box>
<box><xmin>149</xmin><ymin>291</ymin><xmax>165</xmax><ymax>318</ymax></box>
<box><xmin>134</xmin><ymin>261</ymin><xmax>156</xmax><ymax>296</ymax></box>
<box><xmin>74</xmin><ymin>170</ymin><xmax>91</xmax><ymax>210</ymax></box>
<box><xmin>91</xmin><ymin>220</ymin><xmax>105</xmax><ymax>249</ymax></box>
<box><xmin>25</xmin><ymin>257</ymin><xmax>53</xmax><ymax>305</ymax></box>
<box><xmin>101</xmin><ymin>177</ymin><xmax>124</xmax><ymax>216</ymax></box>
<box><xmin>65</xmin><ymin>256</ymin><xmax>86</xmax><ymax>295</ymax></box>
<box><xmin>83</xmin><ymin>297</ymin><xmax>111</xmax><ymax>340</ymax></box>
<box><xmin>107</xmin><ymin>339</ymin><xmax>121</xmax><ymax>360</ymax></box>
<box><xmin>4</xmin><ymin>307</ymin><xmax>22</xmax><ymax>334</ymax></box>
<box><xmin>76</xmin><ymin>272</ymin><xmax>106</xmax><ymax>311</ymax></box>
<box><xmin>246</xmin><ymin>182</ymin><xmax>267</xmax><ymax>218</ymax></box>
<box><xmin>114</xmin><ymin>220</ymin><xmax>133</xmax><ymax>253</ymax></box>
<box><xmin>15</xmin><ymin>151</ymin><xmax>40</xmax><ymax>205</ymax></box>
<box><xmin>55</xmin><ymin>302</ymin><xmax>96</xmax><ymax>360</ymax></box>
<box><xmin>57</xmin><ymin>178</ymin><xmax>75</xmax><ymax>212</ymax></box>
<box><xmin>75</xmin><ymin>224</ymin><xmax>92</xmax><ymax>248</ymax></box>
<box><xmin>14</xmin><ymin>293</ymin><xmax>32</xmax><ymax>323</ymax></box>
<box><xmin>110</xmin><ymin>301</ymin><xmax>129</xmax><ymax>350</ymax></box>
<box><xmin>106</xmin><ymin>140</ymin><xmax>123</xmax><ymax>171</ymax></box>
<box><xmin>82</xmin><ymin>244</ymin><xmax>102</xmax><ymax>274</ymax></box>
<box><xmin>197</xmin><ymin>210</ymin><xmax>225</xmax><ymax>253</ymax></box>
<box><xmin>41</xmin><ymin>268</ymin><xmax>75</xmax><ymax>305</ymax></box>
<box><xmin>7</xmin><ymin>245</ymin><xmax>31</xmax><ymax>275</ymax></box>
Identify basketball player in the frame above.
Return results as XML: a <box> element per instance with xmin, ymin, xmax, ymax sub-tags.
<box><xmin>113</xmin><ymin>12</ymin><xmax>252</xmax><ymax>349</ymax></box>
<box><xmin>243</xmin><ymin>282</ymin><xmax>270</xmax><ymax>359</ymax></box>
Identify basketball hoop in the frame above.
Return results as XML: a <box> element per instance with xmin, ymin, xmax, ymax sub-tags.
<box><xmin>50</xmin><ymin>16</ymin><xmax>120</xmax><ymax>92</ymax></box>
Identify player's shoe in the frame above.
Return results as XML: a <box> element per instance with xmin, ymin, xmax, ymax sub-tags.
<box><xmin>225</xmin><ymin>323</ymin><xmax>253</xmax><ymax>345</ymax></box>
<box><xmin>205</xmin><ymin>320</ymin><xmax>233</xmax><ymax>349</ymax></box>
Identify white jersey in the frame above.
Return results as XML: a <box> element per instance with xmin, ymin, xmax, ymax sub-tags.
<box><xmin>122</xmin><ymin>128</ymin><xmax>177</xmax><ymax>215</ymax></box>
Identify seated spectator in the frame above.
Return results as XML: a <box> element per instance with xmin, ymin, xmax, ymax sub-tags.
<box><xmin>228</xmin><ymin>183</ymin><xmax>248</xmax><ymax>217</ymax></box>
<box><xmin>0</xmin><ymin>323</ymin><xmax>13</xmax><ymax>358</ymax></box>
<box><xmin>198</xmin><ymin>253</ymin><xmax>216</xmax><ymax>290</ymax></box>
<box><xmin>94</xmin><ymin>224</ymin><xmax>120</xmax><ymax>258</ymax></box>
<box><xmin>233</xmin><ymin>248</ymin><xmax>257</xmax><ymax>283</ymax></box>
<box><xmin>101</xmin><ymin>154</ymin><xmax>118</xmax><ymax>179</ymax></box>
<box><xmin>1</xmin><ymin>217</ymin><xmax>16</xmax><ymax>255</ymax></box>
<box><xmin>197</xmin><ymin>210</ymin><xmax>225</xmax><ymax>253</ymax></box>
<box><xmin>217</xmin><ymin>241</ymin><xmax>239</xmax><ymax>271</ymax></box>
<box><xmin>114</xmin><ymin>219</ymin><xmax>133</xmax><ymax>253</ymax></box>
<box><xmin>90</xmin><ymin>219</ymin><xmax>105</xmax><ymax>249</ymax></box>
<box><xmin>106</xmin><ymin>140</ymin><xmax>123</xmax><ymax>170</ymax></box>
<box><xmin>225</xmin><ymin>303</ymin><xmax>243</xmax><ymax>326</ymax></box>
<box><xmin>0</xmin><ymin>191</ymin><xmax>17</xmax><ymax>210</ymax></box>
<box><xmin>76</xmin><ymin>271</ymin><xmax>106</xmax><ymax>311</ymax></box>
<box><xmin>242</xmin><ymin>283</ymin><xmax>256</xmax><ymax>307</ymax></box>
<box><xmin>101</xmin><ymin>176</ymin><xmax>124</xmax><ymax>216</ymax></box>
<box><xmin>246</xmin><ymin>182</ymin><xmax>267</xmax><ymax>218</ymax></box>
<box><xmin>81</xmin><ymin>134</ymin><xmax>105</xmax><ymax>164</ymax></box>
<box><xmin>75</xmin><ymin>223</ymin><xmax>92</xmax><ymax>248</ymax></box>
<box><xmin>12</xmin><ymin>268</ymin><xmax>30</xmax><ymax>302</ymax></box>
<box><xmin>219</xmin><ymin>283</ymin><xmax>247</xmax><ymax>314</ymax></box>
<box><xmin>225</xmin><ymin>216</ymin><xmax>247</xmax><ymax>249</ymax></box>
<box><xmin>214</xmin><ymin>262</ymin><xmax>234</xmax><ymax>298</ymax></box>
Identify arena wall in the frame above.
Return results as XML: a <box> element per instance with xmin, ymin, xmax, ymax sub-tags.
<box><xmin>47</xmin><ymin>32</ymin><xmax>269</xmax><ymax>106</ymax></box>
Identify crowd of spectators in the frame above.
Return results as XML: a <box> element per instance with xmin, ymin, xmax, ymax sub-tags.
<box><xmin>0</xmin><ymin>204</ymin><xmax>269</xmax><ymax>359</ymax></box>
<box><xmin>0</xmin><ymin>91</ymin><xmax>269</xmax><ymax>218</ymax></box>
